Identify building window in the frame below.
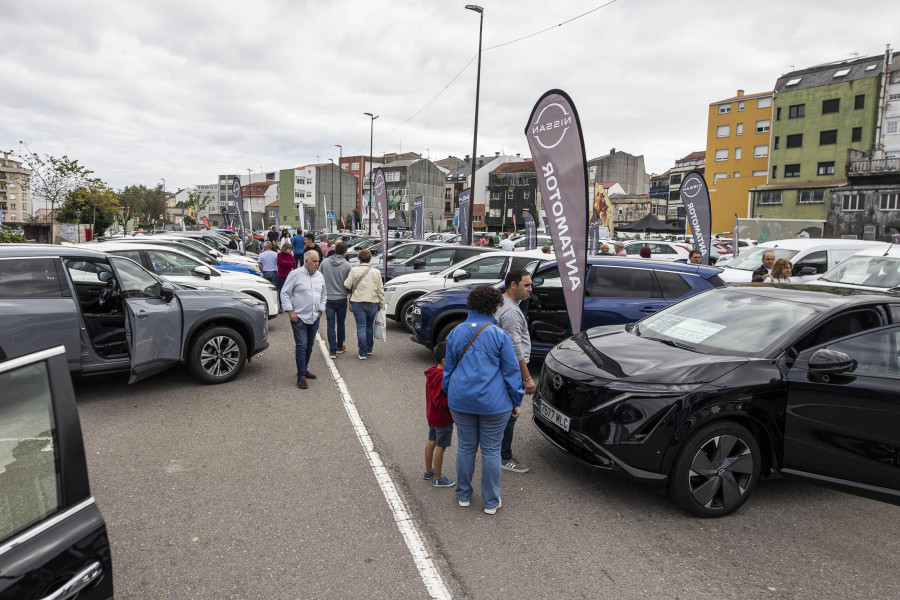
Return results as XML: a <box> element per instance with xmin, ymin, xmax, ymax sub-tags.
<box><xmin>784</xmin><ymin>164</ymin><xmax>800</xmax><ymax>178</ymax></box>
<box><xmin>776</xmin><ymin>107</ymin><xmax>782</xmax><ymax>121</ymax></box>
<box><xmin>798</xmin><ymin>190</ymin><xmax>825</xmax><ymax>204</ymax></box>
<box><xmin>294</xmin><ymin>191</ymin><xmax>300</xmax><ymax>198</ymax></box>
<box><xmin>755</xmin><ymin>119</ymin><xmax>770</xmax><ymax>133</ymax></box>
<box><xmin>786</xmin><ymin>78</ymin><xmax>802</xmax><ymax>86</ymax></box>
<box><xmin>820</xmin><ymin>129</ymin><xmax>838</xmax><ymax>145</ymax></box>
<box><xmin>736</xmin><ymin>123</ymin><xmax>744</xmax><ymax>136</ymax></box>
<box><xmin>822</xmin><ymin>98</ymin><xmax>840</xmax><ymax>114</ymax></box>
<box><xmin>351</xmin><ymin>162</ymin><xmax>360</xmax><ymax>170</ymax></box>
<box><xmin>713</xmin><ymin>173</ymin><xmax>727</xmax><ymax>184</ymax></box>
<box><xmin>733</xmin><ymin>171</ymin><xmax>740</xmax><ymax>177</ymax></box>
<box><xmin>852</xmin><ymin>127</ymin><xmax>863</xmax><ymax>142</ymax></box>
<box><xmin>880</xmin><ymin>193</ymin><xmax>899</xmax><ymax>210</ymax></box>
<box><xmin>506</xmin><ymin>190</ymin><xmax>514</xmax><ymax>200</ymax></box>
<box><xmin>757</xmin><ymin>97</ymin><xmax>772</xmax><ymax>109</ymax></box>
<box><xmin>491</xmin><ymin>191</ymin><xmax>500</xmax><ymax>200</ymax></box>
<box><xmin>786</xmin><ymin>134</ymin><xmax>803</xmax><ymax>148</ymax></box>
<box><xmin>754</xmin><ymin>145</ymin><xmax>768</xmax><ymax>158</ymax></box>
<box><xmin>817</xmin><ymin>161</ymin><xmax>835</xmax><ymax>176</ymax></box>
<box><xmin>788</xmin><ymin>104</ymin><xmax>805</xmax><ymax>118</ymax></box>
<box><xmin>734</xmin><ymin>147</ymin><xmax>742</xmax><ymax>160</ymax></box>
<box><xmin>842</xmin><ymin>194</ymin><xmax>862</xmax><ymax>211</ymax></box>
<box><xmin>854</xmin><ymin>94</ymin><xmax>865</xmax><ymax>110</ymax></box>
<box><xmin>385</xmin><ymin>171</ymin><xmax>401</xmax><ymax>182</ymax></box>
<box><xmin>670</xmin><ymin>173</ymin><xmax>682</xmax><ymax>185</ymax></box>
<box><xmin>738</xmin><ymin>101</ymin><xmax>745</xmax><ymax>111</ymax></box>
<box><xmin>833</xmin><ymin>69</ymin><xmax>850</xmax><ymax>78</ymax></box>
<box><xmin>759</xmin><ymin>191</ymin><xmax>782</xmax><ymax>205</ymax></box>
<box><xmin>718</xmin><ymin>104</ymin><xmax>731</xmax><ymax>114</ymax></box>
<box><xmin>771</xmin><ymin>165</ymin><xmax>778</xmax><ymax>179</ymax></box>
<box><xmin>669</xmin><ymin>191</ymin><xmax>680</xmax><ymax>201</ymax></box>
<box><xmin>717</xmin><ymin>125</ymin><xmax>730</xmax><ymax>137</ymax></box>
<box><xmin>773</xmin><ymin>136</ymin><xmax>780</xmax><ymax>149</ymax></box>
<box><xmin>887</xmin><ymin>120</ymin><xmax>899</xmax><ymax>135</ymax></box>
<box><xmin>752</xmin><ymin>170</ymin><xmax>767</xmax><ymax>176</ymax></box>
<box><xmin>715</xmin><ymin>149</ymin><xmax>728</xmax><ymax>161</ymax></box>
<box><xmin>524</xmin><ymin>190</ymin><xmax>530</xmax><ymax>199</ymax></box>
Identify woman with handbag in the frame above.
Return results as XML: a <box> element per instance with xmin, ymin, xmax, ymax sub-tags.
<box><xmin>343</xmin><ymin>249</ymin><xmax>385</xmax><ymax>360</ymax></box>
<box><xmin>441</xmin><ymin>285</ymin><xmax>524</xmax><ymax>515</ymax></box>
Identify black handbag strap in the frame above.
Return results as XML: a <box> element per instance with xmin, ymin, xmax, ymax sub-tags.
<box><xmin>458</xmin><ymin>323</ymin><xmax>491</xmax><ymax>362</ymax></box>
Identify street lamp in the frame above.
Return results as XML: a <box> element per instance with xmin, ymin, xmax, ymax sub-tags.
<box><xmin>465</xmin><ymin>4</ymin><xmax>484</xmax><ymax>246</ymax></box>
<box><xmin>335</xmin><ymin>144</ymin><xmax>343</xmax><ymax>230</ymax></box>
<box><xmin>364</xmin><ymin>112</ymin><xmax>379</xmax><ymax>235</ymax></box>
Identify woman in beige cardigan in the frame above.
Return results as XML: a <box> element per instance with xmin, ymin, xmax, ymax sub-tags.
<box><xmin>344</xmin><ymin>249</ymin><xmax>385</xmax><ymax>359</ymax></box>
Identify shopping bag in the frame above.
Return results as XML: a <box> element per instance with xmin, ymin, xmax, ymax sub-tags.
<box><xmin>373</xmin><ymin>309</ymin><xmax>387</xmax><ymax>342</ymax></box>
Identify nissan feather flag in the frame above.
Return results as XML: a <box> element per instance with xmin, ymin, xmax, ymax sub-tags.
<box><xmin>412</xmin><ymin>196</ymin><xmax>424</xmax><ymax>239</ymax></box>
<box><xmin>678</xmin><ymin>171</ymin><xmax>712</xmax><ymax>265</ymax></box>
<box><xmin>231</xmin><ymin>177</ymin><xmax>246</xmax><ymax>255</ymax></box>
<box><xmin>733</xmin><ymin>214</ymin><xmax>740</xmax><ymax>258</ymax></box>
<box><xmin>201</xmin><ymin>215</ymin><xmax>209</xmax><ymax>229</ymax></box>
<box><xmin>458</xmin><ymin>189</ymin><xmax>471</xmax><ymax>245</ymax></box>
<box><xmin>525</xmin><ymin>89</ymin><xmax>589</xmax><ymax>334</ymax></box>
<box><xmin>523</xmin><ymin>210</ymin><xmax>537</xmax><ymax>250</ymax></box>
<box><xmin>429</xmin><ymin>211</ymin><xmax>435</xmax><ymax>234</ymax></box>
<box><xmin>373</xmin><ymin>168</ymin><xmax>388</xmax><ymax>277</ymax></box>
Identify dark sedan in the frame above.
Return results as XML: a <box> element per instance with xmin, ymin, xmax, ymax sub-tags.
<box><xmin>534</xmin><ymin>285</ymin><xmax>900</xmax><ymax>517</ymax></box>
<box><xmin>376</xmin><ymin>244</ymin><xmax>497</xmax><ymax>281</ymax></box>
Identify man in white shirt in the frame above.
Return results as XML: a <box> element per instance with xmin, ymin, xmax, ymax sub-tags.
<box><xmin>499</xmin><ymin>232</ymin><xmax>515</xmax><ymax>251</ymax></box>
<box><xmin>281</xmin><ymin>250</ymin><xmax>327</xmax><ymax>389</ymax></box>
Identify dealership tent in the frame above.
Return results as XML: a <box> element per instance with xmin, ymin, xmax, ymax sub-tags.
<box><xmin>616</xmin><ymin>213</ymin><xmax>681</xmax><ymax>233</ymax></box>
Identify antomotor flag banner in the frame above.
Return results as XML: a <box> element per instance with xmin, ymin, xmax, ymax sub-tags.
<box><xmin>457</xmin><ymin>189</ymin><xmax>471</xmax><ymax>245</ymax></box>
<box><xmin>412</xmin><ymin>196</ymin><xmax>424</xmax><ymax>239</ymax></box>
<box><xmin>231</xmin><ymin>177</ymin><xmax>246</xmax><ymax>255</ymax></box>
<box><xmin>678</xmin><ymin>171</ymin><xmax>712</xmax><ymax>265</ymax></box>
<box><xmin>525</xmin><ymin>89</ymin><xmax>589</xmax><ymax>334</ymax></box>
<box><xmin>523</xmin><ymin>211</ymin><xmax>537</xmax><ymax>250</ymax></box>
<box><xmin>374</xmin><ymin>168</ymin><xmax>388</xmax><ymax>276</ymax></box>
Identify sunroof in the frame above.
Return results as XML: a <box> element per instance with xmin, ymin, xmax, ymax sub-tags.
<box><xmin>785</xmin><ymin>78</ymin><xmax>802</xmax><ymax>86</ymax></box>
<box><xmin>833</xmin><ymin>69</ymin><xmax>850</xmax><ymax>77</ymax></box>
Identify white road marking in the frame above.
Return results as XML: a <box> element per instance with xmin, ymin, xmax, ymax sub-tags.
<box><xmin>316</xmin><ymin>334</ymin><xmax>452</xmax><ymax>600</ymax></box>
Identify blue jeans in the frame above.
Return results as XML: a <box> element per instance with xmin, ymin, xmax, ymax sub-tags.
<box><xmin>500</xmin><ymin>415</ymin><xmax>517</xmax><ymax>461</ymax></box>
<box><xmin>450</xmin><ymin>409</ymin><xmax>510</xmax><ymax>509</ymax></box>
<box><xmin>290</xmin><ymin>318</ymin><xmax>319</xmax><ymax>380</ymax></box>
<box><xmin>325</xmin><ymin>298</ymin><xmax>348</xmax><ymax>353</ymax></box>
<box><xmin>351</xmin><ymin>301</ymin><xmax>378</xmax><ymax>358</ymax></box>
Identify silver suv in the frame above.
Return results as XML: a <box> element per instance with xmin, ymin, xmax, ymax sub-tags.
<box><xmin>0</xmin><ymin>244</ymin><xmax>268</xmax><ymax>384</ymax></box>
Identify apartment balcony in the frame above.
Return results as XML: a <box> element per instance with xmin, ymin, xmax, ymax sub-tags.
<box><xmin>848</xmin><ymin>157</ymin><xmax>900</xmax><ymax>176</ymax></box>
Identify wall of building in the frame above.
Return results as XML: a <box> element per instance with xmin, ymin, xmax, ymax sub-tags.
<box><xmin>587</xmin><ymin>151</ymin><xmax>650</xmax><ymax>195</ymax></box>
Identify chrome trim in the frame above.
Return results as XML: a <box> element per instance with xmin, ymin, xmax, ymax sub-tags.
<box><xmin>40</xmin><ymin>560</ymin><xmax>102</xmax><ymax>600</ymax></box>
<box><xmin>0</xmin><ymin>497</ymin><xmax>96</xmax><ymax>558</ymax></box>
<box><xmin>0</xmin><ymin>346</ymin><xmax>66</xmax><ymax>375</ymax></box>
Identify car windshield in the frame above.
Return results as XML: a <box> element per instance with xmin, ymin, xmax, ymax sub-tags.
<box><xmin>820</xmin><ymin>255</ymin><xmax>900</xmax><ymax>288</ymax></box>
<box><xmin>638</xmin><ymin>288</ymin><xmax>818</xmax><ymax>355</ymax></box>
<box><xmin>723</xmin><ymin>246</ymin><xmax>799</xmax><ymax>271</ymax></box>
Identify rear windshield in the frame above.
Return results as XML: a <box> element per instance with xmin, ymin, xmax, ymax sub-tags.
<box><xmin>723</xmin><ymin>246</ymin><xmax>799</xmax><ymax>271</ymax></box>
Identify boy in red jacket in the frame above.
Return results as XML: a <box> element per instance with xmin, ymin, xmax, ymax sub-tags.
<box><xmin>424</xmin><ymin>342</ymin><xmax>455</xmax><ymax>488</ymax></box>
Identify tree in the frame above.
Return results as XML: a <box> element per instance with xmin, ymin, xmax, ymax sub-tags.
<box><xmin>12</xmin><ymin>142</ymin><xmax>99</xmax><ymax>228</ymax></box>
<box><xmin>116</xmin><ymin>184</ymin><xmax>167</xmax><ymax>232</ymax></box>
<box><xmin>55</xmin><ymin>183</ymin><xmax>120</xmax><ymax>237</ymax></box>
<box><xmin>177</xmin><ymin>188</ymin><xmax>212</xmax><ymax>223</ymax></box>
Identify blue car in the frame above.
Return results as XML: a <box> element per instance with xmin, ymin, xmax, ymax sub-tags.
<box><xmin>411</xmin><ymin>257</ymin><xmax>726</xmax><ymax>357</ymax></box>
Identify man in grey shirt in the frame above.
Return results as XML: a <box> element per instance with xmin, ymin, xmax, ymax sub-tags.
<box><xmin>319</xmin><ymin>241</ymin><xmax>352</xmax><ymax>358</ymax></box>
<box><xmin>495</xmin><ymin>268</ymin><xmax>536</xmax><ymax>473</ymax></box>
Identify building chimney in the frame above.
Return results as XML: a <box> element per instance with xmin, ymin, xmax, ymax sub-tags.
<box><xmin>737</xmin><ymin>89</ymin><xmax>745</xmax><ymax>97</ymax></box>
<box><xmin>495</xmin><ymin>151</ymin><xmax>500</xmax><ymax>157</ymax></box>
<box><xmin>465</xmin><ymin>155</ymin><xmax>470</xmax><ymax>160</ymax></box>
<box><xmin>610</xmin><ymin>148</ymin><xmax>616</xmax><ymax>154</ymax></box>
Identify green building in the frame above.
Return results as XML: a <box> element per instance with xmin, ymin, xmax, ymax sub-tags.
<box><xmin>749</xmin><ymin>55</ymin><xmax>885</xmax><ymax>226</ymax></box>
<box><xmin>278</xmin><ymin>164</ymin><xmax>356</xmax><ymax>231</ymax></box>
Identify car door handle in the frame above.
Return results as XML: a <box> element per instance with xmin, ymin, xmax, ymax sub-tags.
<box><xmin>639</xmin><ymin>306</ymin><xmax>658</xmax><ymax>313</ymax></box>
<box><xmin>136</xmin><ymin>310</ymin><xmax>149</xmax><ymax>319</ymax></box>
<box><xmin>40</xmin><ymin>561</ymin><xmax>102</xmax><ymax>600</ymax></box>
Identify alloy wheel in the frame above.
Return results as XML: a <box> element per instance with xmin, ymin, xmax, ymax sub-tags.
<box><xmin>199</xmin><ymin>335</ymin><xmax>241</xmax><ymax>378</ymax></box>
<box><xmin>688</xmin><ymin>435</ymin><xmax>754</xmax><ymax>511</ymax></box>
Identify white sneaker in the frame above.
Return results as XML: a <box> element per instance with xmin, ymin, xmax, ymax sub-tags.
<box><xmin>484</xmin><ymin>497</ymin><xmax>502</xmax><ymax>515</ymax></box>
<box><xmin>458</xmin><ymin>498</ymin><xmax>470</xmax><ymax>507</ymax></box>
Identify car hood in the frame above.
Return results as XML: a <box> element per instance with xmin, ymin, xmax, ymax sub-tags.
<box><xmin>548</xmin><ymin>326</ymin><xmax>747</xmax><ymax>383</ymax></box>
<box><xmin>388</xmin><ymin>271</ymin><xmax>443</xmax><ymax>285</ymax></box>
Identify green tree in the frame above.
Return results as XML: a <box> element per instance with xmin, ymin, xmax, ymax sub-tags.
<box><xmin>116</xmin><ymin>184</ymin><xmax>167</xmax><ymax>232</ymax></box>
<box><xmin>56</xmin><ymin>183</ymin><xmax>120</xmax><ymax>237</ymax></box>
<box><xmin>12</xmin><ymin>142</ymin><xmax>99</xmax><ymax>228</ymax></box>
<box><xmin>177</xmin><ymin>188</ymin><xmax>212</xmax><ymax>226</ymax></box>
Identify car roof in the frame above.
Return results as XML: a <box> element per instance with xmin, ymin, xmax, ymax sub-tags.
<box><xmin>726</xmin><ymin>283</ymin><xmax>898</xmax><ymax>306</ymax></box>
<box><xmin>758</xmin><ymin>238</ymin><xmax>889</xmax><ymax>251</ymax></box>
<box><xmin>848</xmin><ymin>244</ymin><xmax>900</xmax><ymax>257</ymax></box>
<box><xmin>0</xmin><ymin>243</ymin><xmax>109</xmax><ymax>259</ymax></box>
<box><xmin>87</xmin><ymin>242</ymin><xmax>196</xmax><ymax>254</ymax></box>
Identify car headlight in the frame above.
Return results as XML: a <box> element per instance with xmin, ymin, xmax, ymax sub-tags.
<box><xmin>604</xmin><ymin>381</ymin><xmax>702</xmax><ymax>395</ymax></box>
<box><xmin>384</xmin><ymin>286</ymin><xmax>397</xmax><ymax>292</ymax></box>
<box><xmin>237</xmin><ymin>296</ymin><xmax>265</xmax><ymax>309</ymax></box>
<box><xmin>416</xmin><ymin>294</ymin><xmax>445</xmax><ymax>304</ymax></box>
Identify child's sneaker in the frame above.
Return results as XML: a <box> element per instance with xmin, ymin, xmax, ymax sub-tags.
<box><xmin>423</xmin><ymin>470</ymin><xmax>434</xmax><ymax>480</ymax></box>
<box><xmin>432</xmin><ymin>475</ymin><xmax>455</xmax><ymax>488</ymax></box>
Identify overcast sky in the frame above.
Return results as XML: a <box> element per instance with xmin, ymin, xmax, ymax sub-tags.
<box><xmin>2</xmin><ymin>0</ymin><xmax>897</xmax><ymax>197</ymax></box>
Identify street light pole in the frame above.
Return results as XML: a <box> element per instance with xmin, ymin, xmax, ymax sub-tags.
<box><xmin>160</xmin><ymin>178</ymin><xmax>166</xmax><ymax>230</ymax></box>
<box><xmin>364</xmin><ymin>112</ymin><xmax>379</xmax><ymax>235</ymax></box>
<box><xmin>465</xmin><ymin>4</ymin><xmax>484</xmax><ymax>246</ymax></box>
<box><xmin>335</xmin><ymin>144</ymin><xmax>342</xmax><ymax>231</ymax></box>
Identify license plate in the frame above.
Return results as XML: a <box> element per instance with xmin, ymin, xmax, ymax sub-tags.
<box><xmin>412</xmin><ymin>306</ymin><xmax>421</xmax><ymax>315</ymax></box>
<box><xmin>539</xmin><ymin>401</ymin><xmax>570</xmax><ymax>432</ymax></box>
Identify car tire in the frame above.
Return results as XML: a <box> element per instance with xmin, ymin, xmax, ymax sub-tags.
<box><xmin>669</xmin><ymin>420</ymin><xmax>760</xmax><ymax>518</ymax></box>
<box><xmin>435</xmin><ymin>320</ymin><xmax>463</xmax><ymax>346</ymax></box>
<box><xmin>399</xmin><ymin>296</ymin><xmax>421</xmax><ymax>333</ymax></box>
<box><xmin>188</xmin><ymin>326</ymin><xmax>247</xmax><ymax>384</ymax></box>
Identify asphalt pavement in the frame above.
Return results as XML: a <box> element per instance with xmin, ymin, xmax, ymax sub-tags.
<box><xmin>76</xmin><ymin>312</ymin><xmax>900</xmax><ymax>599</ymax></box>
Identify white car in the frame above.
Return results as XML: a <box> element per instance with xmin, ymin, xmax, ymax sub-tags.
<box><xmin>512</xmin><ymin>235</ymin><xmax>553</xmax><ymax>250</ymax></box>
<box><xmin>121</xmin><ymin>235</ymin><xmax>262</xmax><ymax>271</ymax></box>
<box><xmin>619</xmin><ymin>240</ymin><xmax>692</xmax><ymax>261</ymax></box>
<box><xmin>385</xmin><ymin>249</ymin><xmax>550</xmax><ymax>331</ymax></box>
<box><xmin>718</xmin><ymin>238</ymin><xmax>890</xmax><ymax>284</ymax></box>
<box><xmin>94</xmin><ymin>242</ymin><xmax>280</xmax><ymax>317</ymax></box>
<box><xmin>810</xmin><ymin>244</ymin><xmax>900</xmax><ymax>292</ymax></box>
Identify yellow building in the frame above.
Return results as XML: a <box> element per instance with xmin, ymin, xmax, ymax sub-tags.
<box><xmin>705</xmin><ymin>90</ymin><xmax>773</xmax><ymax>232</ymax></box>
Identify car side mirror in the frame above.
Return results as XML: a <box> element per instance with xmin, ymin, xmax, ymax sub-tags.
<box><xmin>808</xmin><ymin>348</ymin><xmax>855</xmax><ymax>376</ymax></box>
<box><xmin>531</xmin><ymin>276</ymin><xmax>544</xmax><ymax>287</ymax></box>
<box><xmin>452</xmin><ymin>268</ymin><xmax>469</xmax><ymax>282</ymax></box>
<box><xmin>160</xmin><ymin>281</ymin><xmax>176</xmax><ymax>302</ymax></box>
<box><xmin>798</xmin><ymin>266</ymin><xmax>818</xmax><ymax>276</ymax></box>
<box><xmin>413</xmin><ymin>259</ymin><xmax>426</xmax><ymax>269</ymax></box>
<box><xmin>194</xmin><ymin>265</ymin><xmax>212</xmax><ymax>280</ymax></box>
<box><xmin>386</xmin><ymin>253</ymin><xmax>395</xmax><ymax>260</ymax></box>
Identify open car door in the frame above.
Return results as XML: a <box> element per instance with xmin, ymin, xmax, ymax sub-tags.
<box><xmin>0</xmin><ymin>346</ymin><xmax>114</xmax><ymax>599</ymax></box>
<box><xmin>109</xmin><ymin>256</ymin><xmax>183</xmax><ymax>383</ymax></box>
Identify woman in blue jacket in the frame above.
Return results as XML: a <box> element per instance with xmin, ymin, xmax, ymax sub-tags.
<box><xmin>442</xmin><ymin>285</ymin><xmax>524</xmax><ymax>514</ymax></box>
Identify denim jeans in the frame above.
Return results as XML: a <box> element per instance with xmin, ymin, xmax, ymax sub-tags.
<box><xmin>450</xmin><ymin>409</ymin><xmax>510</xmax><ymax>509</ymax></box>
<box><xmin>290</xmin><ymin>317</ymin><xmax>319</xmax><ymax>380</ymax></box>
<box><xmin>500</xmin><ymin>414</ymin><xmax>517</xmax><ymax>461</ymax></box>
<box><xmin>351</xmin><ymin>301</ymin><xmax>378</xmax><ymax>358</ymax></box>
<box><xmin>325</xmin><ymin>298</ymin><xmax>348</xmax><ymax>353</ymax></box>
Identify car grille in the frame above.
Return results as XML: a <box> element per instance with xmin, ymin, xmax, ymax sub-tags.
<box><xmin>539</xmin><ymin>363</ymin><xmax>609</xmax><ymax>417</ymax></box>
